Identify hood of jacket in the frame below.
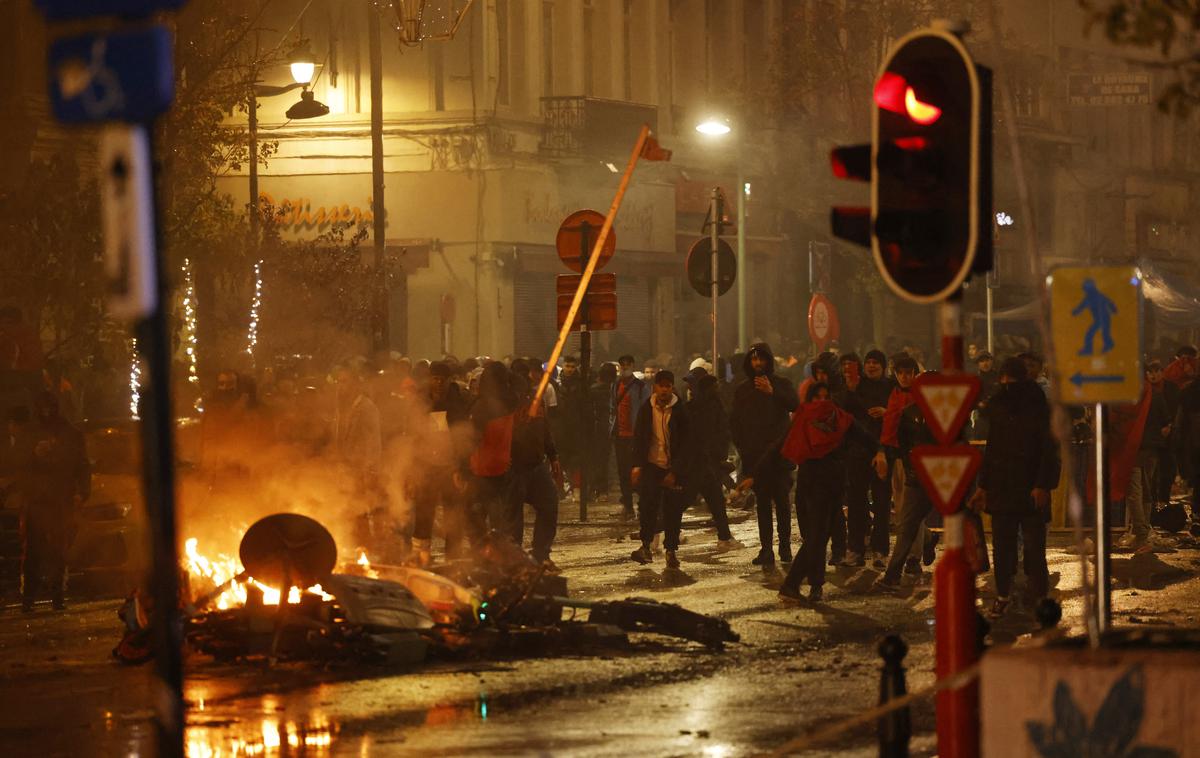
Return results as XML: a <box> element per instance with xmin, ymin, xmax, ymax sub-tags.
<box><xmin>742</xmin><ymin>342</ymin><xmax>776</xmax><ymax>378</ymax></box>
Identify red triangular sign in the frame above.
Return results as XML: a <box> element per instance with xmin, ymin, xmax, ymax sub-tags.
<box><xmin>912</xmin><ymin>373</ymin><xmax>981</xmax><ymax>445</ymax></box>
<box><xmin>910</xmin><ymin>444</ymin><xmax>982</xmax><ymax>515</ymax></box>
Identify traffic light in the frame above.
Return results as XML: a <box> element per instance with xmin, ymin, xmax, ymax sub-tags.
<box><xmin>831</xmin><ymin>26</ymin><xmax>992</xmax><ymax>304</ymax></box>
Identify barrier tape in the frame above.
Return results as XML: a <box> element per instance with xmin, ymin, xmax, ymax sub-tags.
<box><xmin>759</xmin><ymin>662</ymin><xmax>982</xmax><ymax>757</ymax></box>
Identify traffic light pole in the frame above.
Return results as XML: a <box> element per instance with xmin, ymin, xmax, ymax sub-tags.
<box><xmin>934</xmin><ymin>294</ymin><xmax>980</xmax><ymax>758</ymax></box>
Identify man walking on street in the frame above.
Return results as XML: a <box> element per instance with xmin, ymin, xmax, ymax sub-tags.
<box><xmin>731</xmin><ymin>343</ymin><xmax>799</xmax><ymax>568</ymax></box>
<box><xmin>1121</xmin><ymin>362</ymin><xmax>1172</xmax><ymax>553</ymax></box>
<box><xmin>968</xmin><ymin>357</ymin><xmax>1060</xmax><ymax>617</ymax></box>
<box><xmin>629</xmin><ymin>371</ymin><xmax>693</xmax><ymax>570</ymax></box>
<box><xmin>683</xmin><ymin>370</ymin><xmax>736</xmax><ymax>549</ymax></box>
<box><xmin>859</xmin><ymin>349</ymin><xmax>895</xmax><ymax>566</ymax></box>
<box><xmin>612</xmin><ymin>355</ymin><xmax>650</xmax><ymax>521</ymax></box>
<box><xmin>834</xmin><ymin>353</ymin><xmax>880</xmax><ymax>568</ymax></box>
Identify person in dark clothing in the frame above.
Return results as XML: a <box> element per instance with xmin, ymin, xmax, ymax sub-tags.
<box><xmin>972</xmin><ymin>351</ymin><xmax>1000</xmax><ymax>441</ymax></box>
<box><xmin>410</xmin><ymin>361</ymin><xmax>472</xmax><ymax>565</ymax></box>
<box><xmin>629</xmin><ymin>371</ymin><xmax>694</xmax><ymax>569</ymax></box>
<box><xmin>832</xmin><ymin>353</ymin><xmax>883</xmax><ymax>567</ymax></box>
<box><xmin>589</xmin><ymin>362</ymin><xmax>617</xmax><ymax>499</ymax></box>
<box><xmin>612</xmin><ymin>355</ymin><xmax>652</xmax><ymax>520</ymax></box>
<box><xmin>969</xmin><ymin>357</ymin><xmax>1061</xmax><ymax>617</ymax></box>
<box><xmin>731</xmin><ymin>343</ymin><xmax>800</xmax><ymax>567</ymax></box>
<box><xmin>508</xmin><ymin>371</ymin><xmax>563</xmax><ymax>570</ymax></box>
<box><xmin>1121</xmin><ymin>362</ymin><xmax>1172</xmax><ymax>552</ymax></box>
<box><xmin>872</xmin><ymin>356</ymin><xmax>938</xmax><ymax>590</ymax></box>
<box><xmin>469</xmin><ymin>362</ymin><xmax>519</xmax><ymax>543</ymax></box>
<box><xmin>859</xmin><ymin>349</ymin><xmax>895</xmax><ymax>564</ymax></box>
<box><xmin>1145</xmin><ymin>359</ymin><xmax>1180</xmax><ymax>506</ymax></box>
<box><xmin>739</xmin><ymin>382</ymin><xmax>872</xmax><ymax>601</ymax></box>
<box><xmin>682</xmin><ymin>371</ymin><xmax>735</xmax><ymax>547</ymax></box>
<box><xmin>18</xmin><ymin>392</ymin><xmax>90</xmax><ymax>612</ymax></box>
<box><xmin>555</xmin><ymin>355</ymin><xmax>590</xmax><ymax>496</ymax></box>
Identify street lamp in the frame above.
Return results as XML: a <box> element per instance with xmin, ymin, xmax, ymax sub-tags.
<box><xmin>695</xmin><ymin>115</ymin><xmax>747</xmax><ymax>352</ymax></box>
<box><xmin>249</xmin><ymin>40</ymin><xmax>329</xmax><ymax>236</ymax></box>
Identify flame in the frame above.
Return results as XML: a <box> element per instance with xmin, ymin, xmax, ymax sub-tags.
<box><xmin>357</xmin><ymin>549</ymin><xmax>378</xmax><ymax>579</ymax></box>
<box><xmin>183</xmin><ymin>537</ymin><xmax>334</xmax><ymax>609</ymax></box>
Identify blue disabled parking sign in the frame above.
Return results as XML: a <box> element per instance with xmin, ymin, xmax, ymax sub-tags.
<box><xmin>1050</xmin><ymin>266</ymin><xmax>1143</xmax><ymax>404</ymax></box>
<box><xmin>47</xmin><ymin>26</ymin><xmax>175</xmax><ymax>124</ymax></box>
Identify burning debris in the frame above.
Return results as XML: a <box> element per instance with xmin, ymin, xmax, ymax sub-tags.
<box><xmin>115</xmin><ymin>513</ymin><xmax>738</xmax><ymax>667</ymax></box>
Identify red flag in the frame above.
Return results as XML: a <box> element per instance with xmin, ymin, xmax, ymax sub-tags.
<box><xmin>640</xmin><ymin>134</ymin><xmax>672</xmax><ymax>162</ymax></box>
<box><xmin>1086</xmin><ymin>385</ymin><xmax>1151</xmax><ymax>504</ymax></box>
<box><xmin>781</xmin><ymin>400</ymin><xmax>853</xmax><ymax>465</ymax></box>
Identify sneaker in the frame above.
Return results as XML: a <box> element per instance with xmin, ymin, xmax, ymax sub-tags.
<box><xmin>665</xmin><ymin>550</ymin><xmax>681</xmax><ymax>570</ymax></box>
<box><xmin>716</xmin><ymin>538</ymin><xmax>740</xmax><ymax>552</ymax></box>
<box><xmin>870</xmin><ymin>552</ymin><xmax>887</xmax><ymax>570</ymax></box>
<box><xmin>904</xmin><ymin>557</ymin><xmax>922</xmax><ymax>576</ymax></box>
<box><xmin>808</xmin><ymin>585</ymin><xmax>824</xmax><ymax>602</ymax></box>
<box><xmin>541</xmin><ymin>558</ymin><xmax>562</xmax><ymax>575</ymax></box>
<box><xmin>778</xmin><ymin>584</ymin><xmax>803</xmax><ymax>602</ymax></box>
<box><xmin>752</xmin><ymin>550</ymin><xmax>775</xmax><ymax>567</ymax></box>
<box><xmin>778</xmin><ymin>547</ymin><xmax>794</xmax><ymax>563</ymax></box>
<box><xmin>828</xmin><ymin>554</ymin><xmax>843</xmax><ymax>567</ymax></box>
<box><xmin>988</xmin><ymin>596</ymin><xmax>1011</xmax><ymax>619</ymax></box>
<box><xmin>840</xmin><ymin>551</ymin><xmax>865</xmax><ymax>568</ymax></box>
<box><xmin>630</xmin><ymin>545</ymin><xmax>653</xmax><ymax>564</ymax></box>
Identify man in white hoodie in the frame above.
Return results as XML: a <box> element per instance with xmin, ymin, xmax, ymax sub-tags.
<box><xmin>629</xmin><ymin>371</ymin><xmax>695</xmax><ymax>570</ymax></box>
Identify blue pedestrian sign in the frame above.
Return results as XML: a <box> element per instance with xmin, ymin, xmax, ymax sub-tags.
<box><xmin>35</xmin><ymin>0</ymin><xmax>187</xmax><ymax>22</ymax></box>
<box><xmin>1050</xmin><ymin>266</ymin><xmax>1142</xmax><ymax>404</ymax></box>
<box><xmin>48</xmin><ymin>26</ymin><xmax>175</xmax><ymax>124</ymax></box>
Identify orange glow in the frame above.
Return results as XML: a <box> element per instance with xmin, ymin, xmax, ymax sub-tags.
<box><xmin>183</xmin><ymin>537</ymin><xmax>334</xmax><ymax>609</ymax></box>
<box><xmin>905</xmin><ymin>87</ymin><xmax>942</xmax><ymax>125</ymax></box>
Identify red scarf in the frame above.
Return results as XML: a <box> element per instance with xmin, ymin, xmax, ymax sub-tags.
<box><xmin>880</xmin><ymin>387</ymin><xmax>914</xmax><ymax>448</ymax></box>
<box><xmin>781</xmin><ymin>400</ymin><xmax>852</xmax><ymax>465</ymax></box>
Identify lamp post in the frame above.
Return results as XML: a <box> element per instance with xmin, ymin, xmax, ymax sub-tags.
<box><xmin>248</xmin><ymin>39</ymin><xmax>329</xmax><ymax>239</ymax></box>
<box><xmin>695</xmin><ymin>116</ymin><xmax>747</xmax><ymax>353</ymax></box>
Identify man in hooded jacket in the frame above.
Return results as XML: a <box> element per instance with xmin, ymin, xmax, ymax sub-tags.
<box><xmin>969</xmin><ymin>357</ymin><xmax>1060</xmax><ymax>617</ymax></box>
<box><xmin>731</xmin><ymin>343</ymin><xmax>799</xmax><ymax>566</ymax></box>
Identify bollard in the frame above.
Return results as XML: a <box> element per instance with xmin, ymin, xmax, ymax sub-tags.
<box><xmin>878</xmin><ymin>635</ymin><xmax>912</xmax><ymax>758</ymax></box>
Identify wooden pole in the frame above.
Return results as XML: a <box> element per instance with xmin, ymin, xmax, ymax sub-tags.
<box><xmin>530</xmin><ymin>124</ymin><xmax>651</xmax><ymax>415</ymax></box>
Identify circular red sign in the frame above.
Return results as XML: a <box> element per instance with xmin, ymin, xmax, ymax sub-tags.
<box><xmin>807</xmin><ymin>293</ymin><xmax>840</xmax><ymax>350</ymax></box>
<box><xmin>556</xmin><ymin>209</ymin><xmax>616</xmax><ymax>273</ymax></box>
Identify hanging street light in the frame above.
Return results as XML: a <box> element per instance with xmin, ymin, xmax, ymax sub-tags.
<box><xmin>695</xmin><ymin>116</ymin><xmax>732</xmax><ymax>136</ymax></box>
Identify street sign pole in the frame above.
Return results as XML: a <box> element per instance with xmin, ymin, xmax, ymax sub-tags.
<box><xmin>932</xmin><ymin>294</ymin><xmax>979</xmax><ymax>758</ymax></box>
<box><xmin>1092</xmin><ymin>403</ymin><xmax>1111</xmax><ymax>640</ymax></box>
<box><xmin>578</xmin><ymin>220</ymin><xmax>593</xmax><ymax>523</ymax></box>
<box><xmin>709</xmin><ymin>188</ymin><xmax>721</xmax><ymax>371</ymax></box>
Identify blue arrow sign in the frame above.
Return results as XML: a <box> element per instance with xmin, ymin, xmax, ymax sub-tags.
<box><xmin>35</xmin><ymin>0</ymin><xmax>186</xmax><ymax>22</ymax></box>
<box><xmin>1069</xmin><ymin>372</ymin><xmax>1125</xmax><ymax>387</ymax></box>
<box><xmin>48</xmin><ymin>26</ymin><xmax>174</xmax><ymax>124</ymax></box>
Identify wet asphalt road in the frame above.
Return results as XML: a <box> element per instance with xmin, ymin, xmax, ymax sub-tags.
<box><xmin>2</xmin><ymin>497</ymin><xmax>1199</xmax><ymax>757</ymax></box>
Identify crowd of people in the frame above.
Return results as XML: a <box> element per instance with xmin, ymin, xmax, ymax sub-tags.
<box><xmin>3</xmin><ymin>322</ymin><xmax>1199</xmax><ymax>619</ymax></box>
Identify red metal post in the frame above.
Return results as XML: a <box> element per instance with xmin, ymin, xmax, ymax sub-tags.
<box><xmin>933</xmin><ymin>296</ymin><xmax>979</xmax><ymax>757</ymax></box>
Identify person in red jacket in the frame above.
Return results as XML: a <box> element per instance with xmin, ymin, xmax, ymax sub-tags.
<box><xmin>468</xmin><ymin>362</ymin><xmax>518</xmax><ymax>545</ymax></box>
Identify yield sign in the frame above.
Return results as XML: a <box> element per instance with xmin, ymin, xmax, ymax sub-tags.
<box><xmin>912</xmin><ymin>372</ymin><xmax>980</xmax><ymax>445</ymax></box>
<box><xmin>910</xmin><ymin>445</ymin><xmax>982</xmax><ymax>515</ymax></box>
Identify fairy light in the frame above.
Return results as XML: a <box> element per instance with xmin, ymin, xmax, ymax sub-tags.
<box><xmin>245</xmin><ymin>259</ymin><xmax>263</xmax><ymax>363</ymax></box>
<box><xmin>129</xmin><ymin>338</ymin><xmax>142</xmax><ymax>420</ymax></box>
<box><xmin>182</xmin><ymin>258</ymin><xmax>200</xmax><ymax>389</ymax></box>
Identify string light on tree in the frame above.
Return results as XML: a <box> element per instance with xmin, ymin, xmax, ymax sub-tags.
<box><xmin>129</xmin><ymin>338</ymin><xmax>142</xmax><ymax>420</ymax></box>
<box><xmin>245</xmin><ymin>259</ymin><xmax>264</xmax><ymax>362</ymax></box>
<box><xmin>182</xmin><ymin>258</ymin><xmax>200</xmax><ymax>389</ymax></box>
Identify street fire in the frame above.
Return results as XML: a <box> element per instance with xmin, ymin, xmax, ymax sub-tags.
<box><xmin>183</xmin><ymin>537</ymin><xmax>333</xmax><ymax>609</ymax></box>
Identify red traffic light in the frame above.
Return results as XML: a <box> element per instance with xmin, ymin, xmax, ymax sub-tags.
<box><xmin>874</xmin><ymin>72</ymin><xmax>942</xmax><ymax>125</ymax></box>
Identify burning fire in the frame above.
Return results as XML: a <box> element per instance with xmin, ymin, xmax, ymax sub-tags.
<box><xmin>356</xmin><ymin>549</ymin><xmax>378</xmax><ymax>579</ymax></box>
<box><xmin>183</xmin><ymin>538</ymin><xmax>333</xmax><ymax>610</ymax></box>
